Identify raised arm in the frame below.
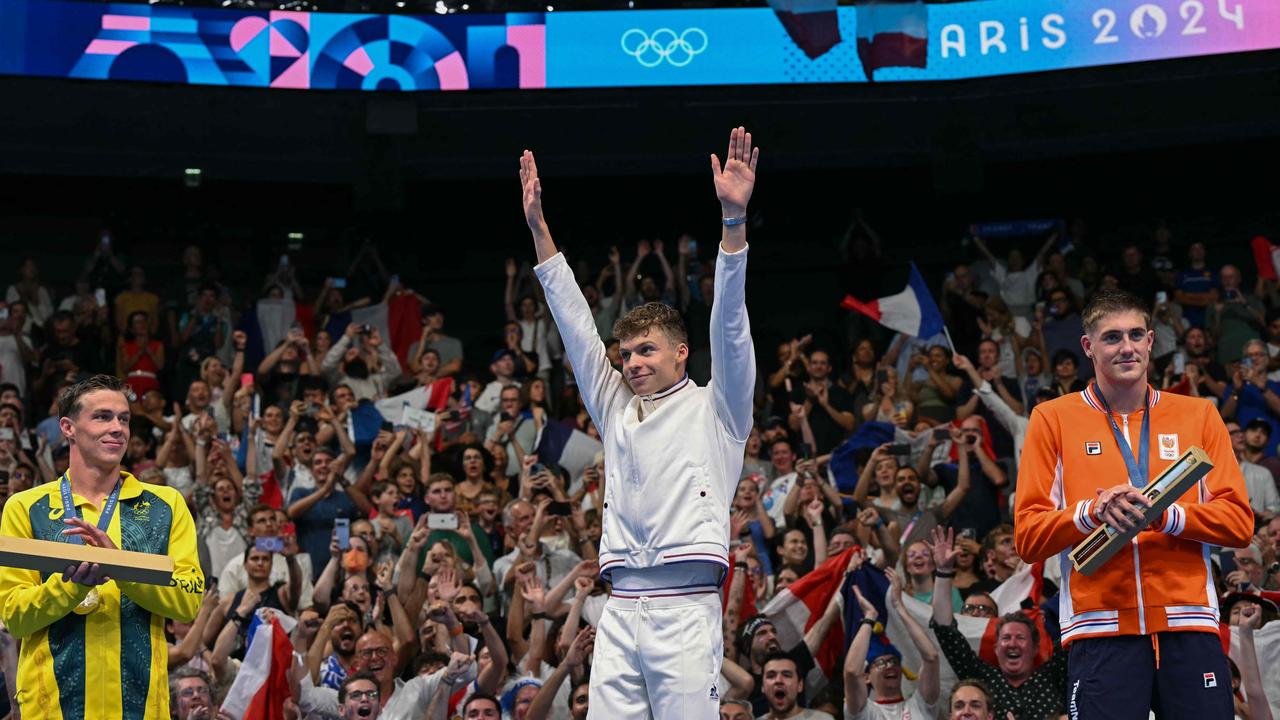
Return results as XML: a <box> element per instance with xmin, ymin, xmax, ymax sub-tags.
<box><xmin>927</xmin><ymin>526</ymin><xmax>958</xmax><ymax>627</ymax></box>
<box><xmin>843</xmin><ymin>586</ymin><xmax>877</xmax><ymax>716</ymax></box>
<box><xmin>709</xmin><ymin>126</ymin><xmax>760</xmax><ymax>447</ymax></box>
<box><xmin>886</xmin><ymin>568</ymin><xmax>939</xmax><ymax>706</ymax></box>
<box><xmin>524</xmin><ymin>151</ymin><xmax>632</xmax><ymax>430</ymax></box>
<box><xmin>1232</xmin><ymin>604</ymin><xmax>1274</xmax><ymax>720</ymax></box>
<box><xmin>504</xmin><ymin>259</ymin><xmax>520</xmax><ymax>323</ymax></box>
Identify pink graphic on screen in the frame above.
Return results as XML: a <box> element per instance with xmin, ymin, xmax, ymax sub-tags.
<box><xmin>507</xmin><ymin>24</ymin><xmax>546</xmax><ymax>88</ymax></box>
<box><xmin>435</xmin><ymin>51</ymin><xmax>469</xmax><ymax>90</ymax></box>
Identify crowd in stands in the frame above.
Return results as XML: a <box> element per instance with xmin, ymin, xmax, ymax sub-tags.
<box><xmin>0</xmin><ymin>222</ymin><xmax>1277</xmax><ymax>720</ymax></box>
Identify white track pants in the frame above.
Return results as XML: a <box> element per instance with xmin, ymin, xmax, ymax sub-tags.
<box><xmin>587</xmin><ymin>592</ymin><xmax>724</xmax><ymax>720</ymax></box>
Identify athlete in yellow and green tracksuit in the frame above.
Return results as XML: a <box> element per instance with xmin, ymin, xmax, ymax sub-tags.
<box><xmin>0</xmin><ymin>470</ymin><xmax>204</xmax><ymax>719</ymax></box>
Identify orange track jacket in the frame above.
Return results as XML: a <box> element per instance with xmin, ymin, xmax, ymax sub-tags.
<box><xmin>1014</xmin><ymin>384</ymin><xmax>1252</xmax><ymax>645</ymax></box>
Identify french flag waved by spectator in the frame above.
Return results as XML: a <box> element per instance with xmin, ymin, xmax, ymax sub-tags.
<box><xmin>220</xmin><ymin>610</ymin><xmax>296</xmax><ymax>719</ymax></box>
<box><xmin>767</xmin><ymin>0</ymin><xmax>841</xmax><ymax>59</ymax></box>
<box><xmin>855</xmin><ymin>1</ymin><xmax>928</xmax><ymax>80</ymax></box>
<box><xmin>841</xmin><ymin>261</ymin><xmax>944</xmax><ymax>339</ymax></box>
<box><xmin>533</xmin><ymin>420</ymin><xmax>603</xmax><ymax>478</ymax></box>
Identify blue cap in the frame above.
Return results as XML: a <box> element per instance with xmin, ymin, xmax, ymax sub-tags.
<box><xmin>501</xmin><ymin>677</ymin><xmax>543</xmax><ymax>714</ymax></box>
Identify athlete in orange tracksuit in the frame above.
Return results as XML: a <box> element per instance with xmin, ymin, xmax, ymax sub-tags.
<box><xmin>1015</xmin><ymin>289</ymin><xmax>1252</xmax><ymax>720</ymax></box>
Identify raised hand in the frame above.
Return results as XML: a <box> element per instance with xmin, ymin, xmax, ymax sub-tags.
<box><xmin>435</xmin><ymin>564</ymin><xmax>459</xmax><ymax>602</ymax></box>
<box><xmin>505</xmin><ymin>258</ymin><xmax>518</xmax><ymax>279</ymax></box>
<box><xmin>564</xmin><ymin>625</ymin><xmax>596</xmax><ymax>668</ymax></box>
<box><xmin>519</xmin><ymin>150</ymin><xmax>546</xmax><ymax>233</ymax></box>
<box><xmin>852</xmin><ymin>585</ymin><xmax>877</xmax><ymax>622</ymax></box>
<box><xmin>710</xmin><ymin>126</ymin><xmax>760</xmax><ymax>218</ymax></box>
<box><xmin>444</xmin><ymin>652</ymin><xmax>475</xmax><ymax>685</ymax></box>
<box><xmin>925</xmin><ymin>526</ymin><xmax>959</xmax><ymax>572</ymax></box>
<box><xmin>1238</xmin><ymin>602</ymin><xmax>1262</xmax><ymax>630</ymax></box>
<box><xmin>520</xmin><ymin>574</ymin><xmax>547</xmax><ymax>615</ymax></box>
<box><xmin>885</xmin><ymin>567</ymin><xmax>904</xmax><ymax>609</ymax></box>
<box><xmin>803</xmin><ymin>500</ymin><xmax>825</xmax><ymax>527</ymax></box>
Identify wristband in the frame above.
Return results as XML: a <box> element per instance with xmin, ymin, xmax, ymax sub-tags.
<box><xmin>860</xmin><ymin>617</ymin><xmax>878</xmax><ymax>628</ymax></box>
<box><xmin>933</xmin><ymin>569</ymin><xmax>956</xmax><ymax>579</ymax></box>
<box><xmin>721</xmin><ymin>216</ymin><xmax>747</xmax><ymax>227</ymax></box>
<box><xmin>734</xmin><ymin>562</ymin><xmax>749</xmax><ymax>571</ymax></box>
<box><xmin>531</xmin><ymin>612</ymin><xmax>547</xmax><ymax>620</ymax></box>
<box><xmin>449</xmin><ymin>624</ymin><xmax>465</xmax><ymax>637</ymax></box>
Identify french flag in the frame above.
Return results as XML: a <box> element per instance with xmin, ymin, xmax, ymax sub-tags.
<box><xmin>884</xmin><ymin>563</ymin><xmax>1055</xmax><ymax>699</ymax></box>
<box><xmin>768</xmin><ymin>0</ymin><xmax>841</xmax><ymax>59</ymax></box>
<box><xmin>841</xmin><ymin>261</ymin><xmax>944</xmax><ymax>339</ymax></box>
<box><xmin>534</xmin><ymin>421</ymin><xmax>603</xmax><ymax>478</ymax></box>
<box><xmin>220</xmin><ymin>611</ymin><xmax>296</xmax><ymax>719</ymax></box>
<box><xmin>855</xmin><ymin>1</ymin><xmax>928</xmax><ymax>80</ymax></box>
<box><xmin>761</xmin><ymin>548</ymin><xmax>866</xmax><ymax>698</ymax></box>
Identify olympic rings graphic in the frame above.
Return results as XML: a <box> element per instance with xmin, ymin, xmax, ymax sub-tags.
<box><xmin>620</xmin><ymin>27</ymin><xmax>708</xmax><ymax>68</ymax></box>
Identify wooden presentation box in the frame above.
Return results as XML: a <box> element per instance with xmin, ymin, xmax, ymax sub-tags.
<box><xmin>0</xmin><ymin>536</ymin><xmax>174</xmax><ymax>586</ymax></box>
<box><xmin>1069</xmin><ymin>446</ymin><xmax>1213</xmax><ymax>576</ymax></box>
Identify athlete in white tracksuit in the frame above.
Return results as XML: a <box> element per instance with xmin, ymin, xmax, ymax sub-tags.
<box><xmin>519</xmin><ymin>127</ymin><xmax>761</xmax><ymax>719</ymax></box>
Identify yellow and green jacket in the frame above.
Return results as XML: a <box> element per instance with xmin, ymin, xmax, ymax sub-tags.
<box><xmin>0</xmin><ymin>471</ymin><xmax>204</xmax><ymax>719</ymax></box>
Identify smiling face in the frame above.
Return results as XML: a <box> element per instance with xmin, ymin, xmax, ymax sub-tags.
<box><xmin>355</xmin><ymin>631</ymin><xmax>395</xmax><ymax>682</ymax></box>
<box><xmin>342</xmin><ymin>573</ymin><xmax>371</xmax><ymax>614</ymax></box>
<box><xmin>770</xmin><ymin>441</ymin><xmax>795</xmax><ymax>475</ymax></box>
<box><xmin>1082</xmin><ymin>309</ymin><xmax>1152</xmax><ymax>388</ymax></box>
<box><xmin>733</xmin><ymin>478</ymin><xmax>759</xmax><ymax>510</ymax></box>
<box><xmin>994</xmin><ymin>619</ymin><xmax>1035</xmax><ymax>682</ymax></box>
<box><xmin>867</xmin><ymin>653</ymin><xmax>903</xmax><ymax>697</ymax></box>
<box><xmin>256</xmin><ymin>404</ymin><xmax>282</xmax><ymax>435</ymax></box>
<box><xmin>61</xmin><ymin>389</ymin><xmax>130</xmax><ymax>469</ymax></box>
<box><xmin>905</xmin><ymin>541</ymin><xmax>934</xmax><ymax>576</ymax></box>
<box><xmin>619</xmin><ymin>327</ymin><xmax>688</xmax><ymax>396</ymax></box>
<box><xmin>782</xmin><ymin>529</ymin><xmax>808</xmax><ymax>565</ymax></box>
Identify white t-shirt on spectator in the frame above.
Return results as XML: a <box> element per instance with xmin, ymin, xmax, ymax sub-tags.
<box><xmin>182</xmin><ymin>405</ymin><xmax>231</xmax><ymax>436</ymax></box>
<box><xmin>217</xmin><ymin>552</ymin><xmax>315</xmax><ymax>609</ymax></box>
<box><xmin>1241</xmin><ymin>460</ymin><xmax>1280</xmax><ymax>515</ymax></box>
<box><xmin>492</xmin><ymin>542</ymin><xmax>582</xmax><ymax>612</ymax></box>
<box><xmin>163</xmin><ymin>465</ymin><xmax>195</xmax><ymax>498</ymax></box>
<box><xmin>991</xmin><ymin>318</ymin><xmax>1031</xmax><ymax>378</ymax></box>
<box><xmin>844</xmin><ymin>693</ymin><xmax>935</xmax><ymax>720</ymax></box>
<box><xmin>990</xmin><ymin>259</ymin><xmax>1041</xmax><ymax>318</ymax></box>
<box><xmin>475</xmin><ymin>379</ymin><xmax>520</xmax><ymax>416</ymax></box>
<box><xmin>205</xmin><ymin>525</ymin><xmax>246</xmax><ymax>586</ymax></box>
